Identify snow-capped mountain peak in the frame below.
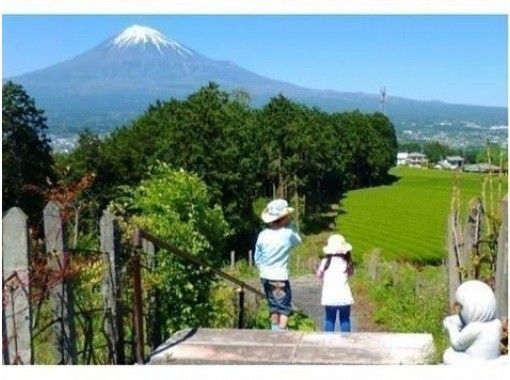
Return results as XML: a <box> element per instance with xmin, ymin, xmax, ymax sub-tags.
<box><xmin>112</xmin><ymin>24</ymin><xmax>192</xmax><ymax>56</ymax></box>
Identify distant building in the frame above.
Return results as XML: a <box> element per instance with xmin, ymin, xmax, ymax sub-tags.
<box><xmin>438</xmin><ymin>156</ymin><xmax>464</xmax><ymax>170</ymax></box>
<box><xmin>445</xmin><ymin>156</ymin><xmax>464</xmax><ymax>168</ymax></box>
<box><xmin>463</xmin><ymin>163</ymin><xmax>502</xmax><ymax>173</ymax></box>
<box><xmin>407</xmin><ymin>152</ymin><xmax>428</xmax><ymax>167</ymax></box>
<box><xmin>397</xmin><ymin>152</ymin><xmax>428</xmax><ymax>167</ymax></box>
<box><xmin>397</xmin><ymin>152</ymin><xmax>409</xmax><ymax>166</ymax></box>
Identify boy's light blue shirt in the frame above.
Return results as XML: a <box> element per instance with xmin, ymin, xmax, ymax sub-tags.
<box><xmin>254</xmin><ymin>226</ymin><xmax>301</xmax><ymax>280</ymax></box>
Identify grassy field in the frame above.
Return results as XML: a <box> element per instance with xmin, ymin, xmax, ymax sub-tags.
<box><xmin>336</xmin><ymin>167</ymin><xmax>507</xmax><ymax>263</ymax></box>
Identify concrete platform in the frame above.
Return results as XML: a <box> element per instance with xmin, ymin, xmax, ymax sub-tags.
<box><xmin>147</xmin><ymin>328</ymin><xmax>435</xmax><ymax>365</ymax></box>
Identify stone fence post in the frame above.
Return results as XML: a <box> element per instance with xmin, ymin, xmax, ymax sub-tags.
<box><xmin>2</xmin><ymin>207</ymin><xmax>33</xmax><ymax>364</ymax></box>
<box><xmin>43</xmin><ymin>201</ymin><xmax>77</xmax><ymax>364</ymax></box>
<box><xmin>248</xmin><ymin>250</ymin><xmax>253</xmax><ymax>268</ymax></box>
<box><xmin>100</xmin><ymin>210</ymin><xmax>125</xmax><ymax>364</ymax></box>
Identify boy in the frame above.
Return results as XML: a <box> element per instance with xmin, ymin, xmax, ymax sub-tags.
<box><xmin>254</xmin><ymin>199</ymin><xmax>302</xmax><ymax>331</ymax></box>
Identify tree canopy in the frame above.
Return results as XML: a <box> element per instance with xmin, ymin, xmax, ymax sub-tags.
<box><xmin>63</xmin><ymin>83</ymin><xmax>398</xmax><ymax>251</ymax></box>
<box><xmin>2</xmin><ymin>81</ymin><xmax>55</xmax><ymax>224</ymax></box>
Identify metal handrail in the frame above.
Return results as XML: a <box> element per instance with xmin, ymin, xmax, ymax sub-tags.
<box><xmin>132</xmin><ymin>228</ymin><xmax>264</xmax><ymax>298</ymax></box>
<box><xmin>130</xmin><ymin>228</ymin><xmax>265</xmax><ymax>364</ymax></box>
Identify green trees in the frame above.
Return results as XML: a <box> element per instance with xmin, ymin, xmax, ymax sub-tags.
<box><xmin>64</xmin><ymin>83</ymin><xmax>397</xmax><ymax>252</ymax></box>
<box><xmin>2</xmin><ymin>81</ymin><xmax>55</xmax><ymax>223</ymax></box>
<box><xmin>423</xmin><ymin>141</ymin><xmax>454</xmax><ymax>164</ymax></box>
<box><xmin>327</xmin><ymin>111</ymin><xmax>397</xmax><ymax>189</ymax></box>
<box><xmin>476</xmin><ymin>143</ymin><xmax>508</xmax><ymax>168</ymax></box>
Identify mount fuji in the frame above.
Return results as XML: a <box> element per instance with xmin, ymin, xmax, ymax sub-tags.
<box><xmin>7</xmin><ymin>25</ymin><xmax>507</xmax><ymax>135</ymax></box>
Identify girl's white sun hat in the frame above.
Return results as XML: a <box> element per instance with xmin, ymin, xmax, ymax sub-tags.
<box><xmin>261</xmin><ymin>199</ymin><xmax>294</xmax><ymax>223</ymax></box>
<box><xmin>323</xmin><ymin>234</ymin><xmax>352</xmax><ymax>254</ymax></box>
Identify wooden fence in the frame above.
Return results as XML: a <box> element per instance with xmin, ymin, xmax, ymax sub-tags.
<box><xmin>446</xmin><ymin>195</ymin><xmax>508</xmax><ymax>318</ymax></box>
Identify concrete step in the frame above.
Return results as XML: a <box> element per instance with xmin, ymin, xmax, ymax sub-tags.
<box><xmin>148</xmin><ymin>328</ymin><xmax>435</xmax><ymax>364</ymax></box>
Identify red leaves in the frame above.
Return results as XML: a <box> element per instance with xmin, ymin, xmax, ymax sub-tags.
<box><xmin>3</xmin><ymin>251</ymin><xmax>102</xmax><ymax>305</ymax></box>
<box><xmin>45</xmin><ymin>172</ymin><xmax>96</xmax><ymax>208</ymax></box>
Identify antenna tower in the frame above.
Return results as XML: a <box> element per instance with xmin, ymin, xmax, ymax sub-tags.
<box><xmin>379</xmin><ymin>86</ymin><xmax>387</xmax><ymax>116</ymax></box>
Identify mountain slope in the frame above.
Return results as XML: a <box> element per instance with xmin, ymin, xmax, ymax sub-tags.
<box><xmin>7</xmin><ymin>25</ymin><xmax>507</xmax><ymax>134</ymax></box>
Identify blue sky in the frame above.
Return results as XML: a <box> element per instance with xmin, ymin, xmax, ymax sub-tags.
<box><xmin>2</xmin><ymin>15</ymin><xmax>508</xmax><ymax>107</ymax></box>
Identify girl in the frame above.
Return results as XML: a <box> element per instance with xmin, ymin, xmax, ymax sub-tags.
<box><xmin>316</xmin><ymin>234</ymin><xmax>354</xmax><ymax>332</ymax></box>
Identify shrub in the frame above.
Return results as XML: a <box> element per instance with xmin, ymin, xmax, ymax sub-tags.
<box><xmin>248</xmin><ymin>304</ymin><xmax>316</xmax><ymax>332</ymax></box>
<box><xmin>108</xmin><ymin>162</ymin><xmax>231</xmax><ymax>335</ymax></box>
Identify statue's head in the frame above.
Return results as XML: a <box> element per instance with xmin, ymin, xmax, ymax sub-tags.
<box><xmin>456</xmin><ymin>280</ymin><xmax>496</xmax><ymax>324</ymax></box>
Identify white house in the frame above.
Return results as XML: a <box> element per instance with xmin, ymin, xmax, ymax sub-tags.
<box><xmin>438</xmin><ymin>156</ymin><xmax>465</xmax><ymax>170</ymax></box>
<box><xmin>407</xmin><ymin>152</ymin><xmax>428</xmax><ymax>167</ymax></box>
<box><xmin>397</xmin><ymin>152</ymin><xmax>409</xmax><ymax>166</ymax></box>
<box><xmin>445</xmin><ymin>156</ymin><xmax>464</xmax><ymax>169</ymax></box>
<box><xmin>397</xmin><ymin>152</ymin><xmax>428</xmax><ymax>167</ymax></box>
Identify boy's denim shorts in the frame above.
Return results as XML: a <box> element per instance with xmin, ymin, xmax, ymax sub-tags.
<box><xmin>261</xmin><ymin>278</ymin><xmax>292</xmax><ymax>316</ymax></box>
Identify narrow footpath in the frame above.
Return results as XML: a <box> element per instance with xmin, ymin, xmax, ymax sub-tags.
<box><xmin>289</xmin><ymin>202</ymin><xmax>382</xmax><ymax>333</ymax></box>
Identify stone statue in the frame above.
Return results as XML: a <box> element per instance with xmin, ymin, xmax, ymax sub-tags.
<box><xmin>443</xmin><ymin>280</ymin><xmax>505</xmax><ymax>364</ymax></box>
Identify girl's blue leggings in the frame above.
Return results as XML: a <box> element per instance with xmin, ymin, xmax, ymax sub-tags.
<box><xmin>324</xmin><ymin>305</ymin><xmax>351</xmax><ymax>332</ymax></box>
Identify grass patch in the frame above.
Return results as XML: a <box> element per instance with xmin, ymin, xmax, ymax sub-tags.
<box><xmin>289</xmin><ymin>233</ymin><xmax>327</xmax><ymax>276</ymax></box>
<box><xmin>336</xmin><ymin>167</ymin><xmax>507</xmax><ymax>263</ymax></box>
<box><xmin>225</xmin><ymin>259</ymin><xmax>258</xmax><ymax>280</ymax></box>
<box><xmin>352</xmin><ymin>256</ymin><xmax>449</xmax><ymax>364</ymax></box>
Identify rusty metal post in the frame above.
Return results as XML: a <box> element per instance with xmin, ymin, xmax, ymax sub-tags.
<box><xmin>132</xmin><ymin>254</ymin><xmax>144</xmax><ymax>364</ymax></box>
<box><xmin>2</xmin><ymin>305</ymin><xmax>8</xmax><ymax>364</ymax></box>
<box><xmin>132</xmin><ymin>228</ymin><xmax>142</xmax><ymax>249</ymax></box>
<box><xmin>237</xmin><ymin>288</ymin><xmax>245</xmax><ymax>329</ymax></box>
<box><xmin>142</xmin><ymin>238</ymin><xmax>162</xmax><ymax>350</ymax></box>
<box><xmin>8</xmin><ymin>285</ymin><xmax>20</xmax><ymax>364</ymax></box>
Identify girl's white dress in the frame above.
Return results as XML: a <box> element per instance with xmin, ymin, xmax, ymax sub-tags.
<box><xmin>318</xmin><ymin>256</ymin><xmax>354</xmax><ymax>306</ymax></box>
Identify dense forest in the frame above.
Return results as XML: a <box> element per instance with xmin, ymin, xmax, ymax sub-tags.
<box><xmin>3</xmin><ymin>81</ymin><xmax>398</xmax><ymax>253</ymax></box>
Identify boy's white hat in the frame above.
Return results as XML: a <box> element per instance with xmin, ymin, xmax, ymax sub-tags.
<box><xmin>323</xmin><ymin>234</ymin><xmax>352</xmax><ymax>254</ymax></box>
<box><xmin>261</xmin><ymin>199</ymin><xmax>294</xmax><ymax>223</ymax></box>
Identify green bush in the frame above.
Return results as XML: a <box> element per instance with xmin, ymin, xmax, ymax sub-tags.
<box><xmin>208</xmin><ymin>281</ymin><xmax>237</xmax><ymax>328</ymax></box>
<box><xmin>108</xmin><ymin>162</ymin><xmax>232</xmax><ymax>335</ymax></box>
<box><xmin>248</xmin><ymin>304</ymin><xmax>316</xmax><ymax>332</ymax></box>
<box><xmin>287</xmin><ymin>310</ymin><xmax>317</xmax><ymax>331</ymax></box>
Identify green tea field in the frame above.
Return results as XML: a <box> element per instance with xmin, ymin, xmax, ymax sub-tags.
<box><xmin>336</xmin><ymin>167</ymin><xmax>507</xmax><ymax>263</ymax></box>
